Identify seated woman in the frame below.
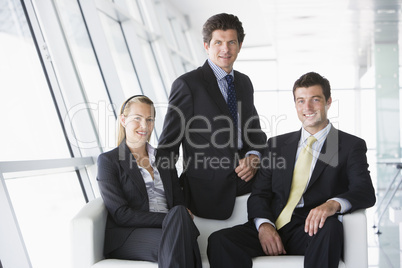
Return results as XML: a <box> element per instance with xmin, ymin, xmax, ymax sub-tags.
<box><xmin>97</xmin><ymin>95</ymin><xmax>201</xmax><ymax>268</ymax></box>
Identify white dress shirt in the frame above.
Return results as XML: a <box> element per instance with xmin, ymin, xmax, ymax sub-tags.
<box><xmin>138</xmin><ymin>143</ymin><xmax>169</xmax><ymax>213</ymax></box>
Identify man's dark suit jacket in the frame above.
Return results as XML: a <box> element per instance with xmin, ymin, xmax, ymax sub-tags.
<box><xmin>248</xmin><ymin>126</ymin><xmax>376</xmax><ymax>223</ymax></box>
<box><xmin>97</xmin><ymin>141</ymin><xmax>184</xmax><ymax>256</ymax></box>
<box><xmin>158</xmin><ymin>60</ymin><xmax>267</xmax><ymax>220</ymax></box>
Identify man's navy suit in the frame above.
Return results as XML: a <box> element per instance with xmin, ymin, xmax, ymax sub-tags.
<box><xmin>158</xmin><ymin>60</ymin><xmax>267</xmax><ymax>219</ymax></box>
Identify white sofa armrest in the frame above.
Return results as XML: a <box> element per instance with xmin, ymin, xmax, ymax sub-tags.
<box><xmin>342</xmin><ymin>209</ymin><xmax>368</xmax><ymax>268</ymax></box>
<box><xmin>70</xmin><ymin>198</ymin><xmax>107</xmax><ymax>268</ymax></box>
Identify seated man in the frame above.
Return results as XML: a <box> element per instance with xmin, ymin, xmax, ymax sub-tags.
<box><xmin>207</xmin><ymin>72</ymin><xmax>376</xmax><ymax>268</ymax></box>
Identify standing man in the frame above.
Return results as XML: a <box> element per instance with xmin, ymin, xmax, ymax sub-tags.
<box><xmin>207</xmin><ymin>72</ymin><xmax>376</xmax><ymax>267</ymax></box>
<box><xmin>158</xmin><ymin>13</ymin><xmax>267</xmax><ymax>220</ymax></box>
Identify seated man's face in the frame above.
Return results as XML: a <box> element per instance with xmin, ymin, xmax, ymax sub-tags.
<box><xmin>294</xmin><ymin>85</ymin><xmax>332</xmax><ymax>134</ymax></box>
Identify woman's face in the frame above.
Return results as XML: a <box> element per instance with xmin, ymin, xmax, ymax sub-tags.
<box><xmin>120</xmin><ymin>102</ymin><xmax>154</xmax><ymax>147</ymax></box>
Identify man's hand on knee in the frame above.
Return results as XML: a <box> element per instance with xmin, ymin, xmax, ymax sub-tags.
<box><xmin>258</xmin><ymin>223</ymin><xmax>286</xmax><ymax>256</ymax></box>
<box><xmin>305</xmin><ymin>200</ymin><xmax>341</xmax><ymax>236</ymax></box>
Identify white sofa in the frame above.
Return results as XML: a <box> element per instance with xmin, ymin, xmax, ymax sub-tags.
<box><xmin>70</xmin><ymin>195</ymin><xmax>368</xmax><ymax>268</ymax></box>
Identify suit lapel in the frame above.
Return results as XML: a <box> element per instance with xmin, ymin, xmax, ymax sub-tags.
<box><xmin>307</xmin><ymin>127</ymin><xmax>340</xmax><ymax>188</ymax></box>
<box><xmin>119</xmin><ymin>142</ymin><xmax>148</xmax><ymax>199</ymax></box>
<box><xmin>201</xmin><ymin>61</ymin><xmax>232</xmax><ymax>117</ymax></box>
<box><xmin>281</xmin><ymin>131</ymin><xmax>301</xmax><ymax>195</ymax></box>
<box><xmin>155</xmin><ymin>154</ymin><xmax>174</xmax><ymax>208</ymax></box>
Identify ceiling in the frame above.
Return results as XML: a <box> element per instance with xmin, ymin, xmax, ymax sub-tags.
<box><xmin>168</xmin><ymin>0</ymin><xmax>402</xmax><ymax>88</ymax></box>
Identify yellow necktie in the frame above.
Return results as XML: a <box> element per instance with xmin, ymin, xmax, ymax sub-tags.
<box><xmin>275</xmin><ymin>136</ymin><xmax>317</xmax><ymax>230</ymax></box>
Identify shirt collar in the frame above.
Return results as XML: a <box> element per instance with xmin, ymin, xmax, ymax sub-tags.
<box><xmin>207</xmin><ymin>59</ymin><xmax>234</xmax><ymax>81</ymax></box>
<box><xmin>300</xmin><ymin>121</ymin><xmax>332</xmax><ymax>145</ymax></box>
<box><xmin>146</xmin><ymin>142</ymin><xmax>156</xmax><ymax>164</ymax></box>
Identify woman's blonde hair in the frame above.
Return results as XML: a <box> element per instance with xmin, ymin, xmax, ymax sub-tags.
<box><xmin>117</xmin><ymin>95</ymin><xmax>155</xmax><ymax>146</ymax></box>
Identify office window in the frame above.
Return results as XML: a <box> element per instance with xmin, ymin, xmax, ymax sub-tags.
<box><xmin>360</xmin><ymin>89</ymin><xmax>376</xmax><ymax>149</ymax></box>
<box><xmin>169</xmin><ymin>17</ymin><xmax>192</xmax><ymax>59</ymax></box>
<box><xmin>0</xmin><ymin>1</ymin><xmax>71</xmax><ymax>161</ymax></box>
<box><xmin>6</xmin><ymin>171</ymin><xmax>84</xmax><ymax>268</ymax></box>
<box><xmin>55</xmin><ymin>0</ymin><xmax>115</xmax><ymax>149</ymax></box>
<box><xmin>170</xmin><ymin>53</ymin><xmax>187</xmax><ymax>77</ymax></box>
<box><xmin>155</xmin><ymin>12</ymin><xmax>178</xmax><ymax>50</ymax></box>
<box><xmin>1</xmin><ymin>1</ymin><xmax>87</xmax><ymax>267</ymax></box>
<box><xmin>138</xmin><ymin>37</ymin><xmax>168</xmax><ymax>137</ymax></box>
<box><xmin>138</xmin><ymin>38</ymin><xmax>168</xmax><ymax>100</ymax></box>
<box><xmin>114</xmin><ymin>0</ymin><xmax>144</xmax><ymax>24</ymax></box>
<box><xmin>98</xmin><ymin>11</ymin><xmax>142</xmax><ymax>98</ymax></box>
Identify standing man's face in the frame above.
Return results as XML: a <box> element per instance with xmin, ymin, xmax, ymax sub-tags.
<box><xmin>294</xmin><ymin>85</ymin><xmax>332</xmax><ymax>134</ymax></box>
<box><xmin>204</xmin><ymin>29</ymin><xmax>242</xmax><ymax>73</ymax></box>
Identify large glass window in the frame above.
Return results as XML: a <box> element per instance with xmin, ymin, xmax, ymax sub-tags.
<box><xmin>0</xmin><ymin>1</ymin><xmax>71</xmax><ymax>161</ymax></box>
<box><xmin>169</xmin><ymin>17</ymin><xmax>192</xmax><ymax>59</ymax></box>
<box><xmin>5</xmin><ymin>171</ymin><xmax>85</xmax><ymax>268</ymax></box>
<box><xmin>170</xmin><ymin>54</ymin><xmax>187</xmax><ymax>78</ymax></box>
<box><xmin>98</xmin><ymin>11</ymin><xmax>143</xmax><ymax>98</ymax></box>
<box><xmin>96</xmin><ymin>0</ymin><xmax>170</xmax><ymax>138</ymax></box>
<box><xmin>0</xmin><ymin>1</ymin><xmax>87</xmax><ymax>267</ymax></box>
<box><xmin>114</xmin><ymin>0</ymin><xmax>144</xmax><ymax>24</ymax></box>
<box><xmin>55</xmin><ymin>0</ymin><xmax>115</xmax><ymax>149</ymax></box>
<box><xmin>138</xmin><ymin>37</ymin><xmax>168</xmax><ymax>137</ymax></box>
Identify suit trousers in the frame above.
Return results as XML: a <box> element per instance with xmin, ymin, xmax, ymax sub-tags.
<box><xmin>207</xmin><ymin>214</ymin><xmax>343</xmax><ymax>268</ymax></box>
<box><xmin>109</xmin><ymin>205</ymin><xmax>202</xmax><ymax>268</ymax></box>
